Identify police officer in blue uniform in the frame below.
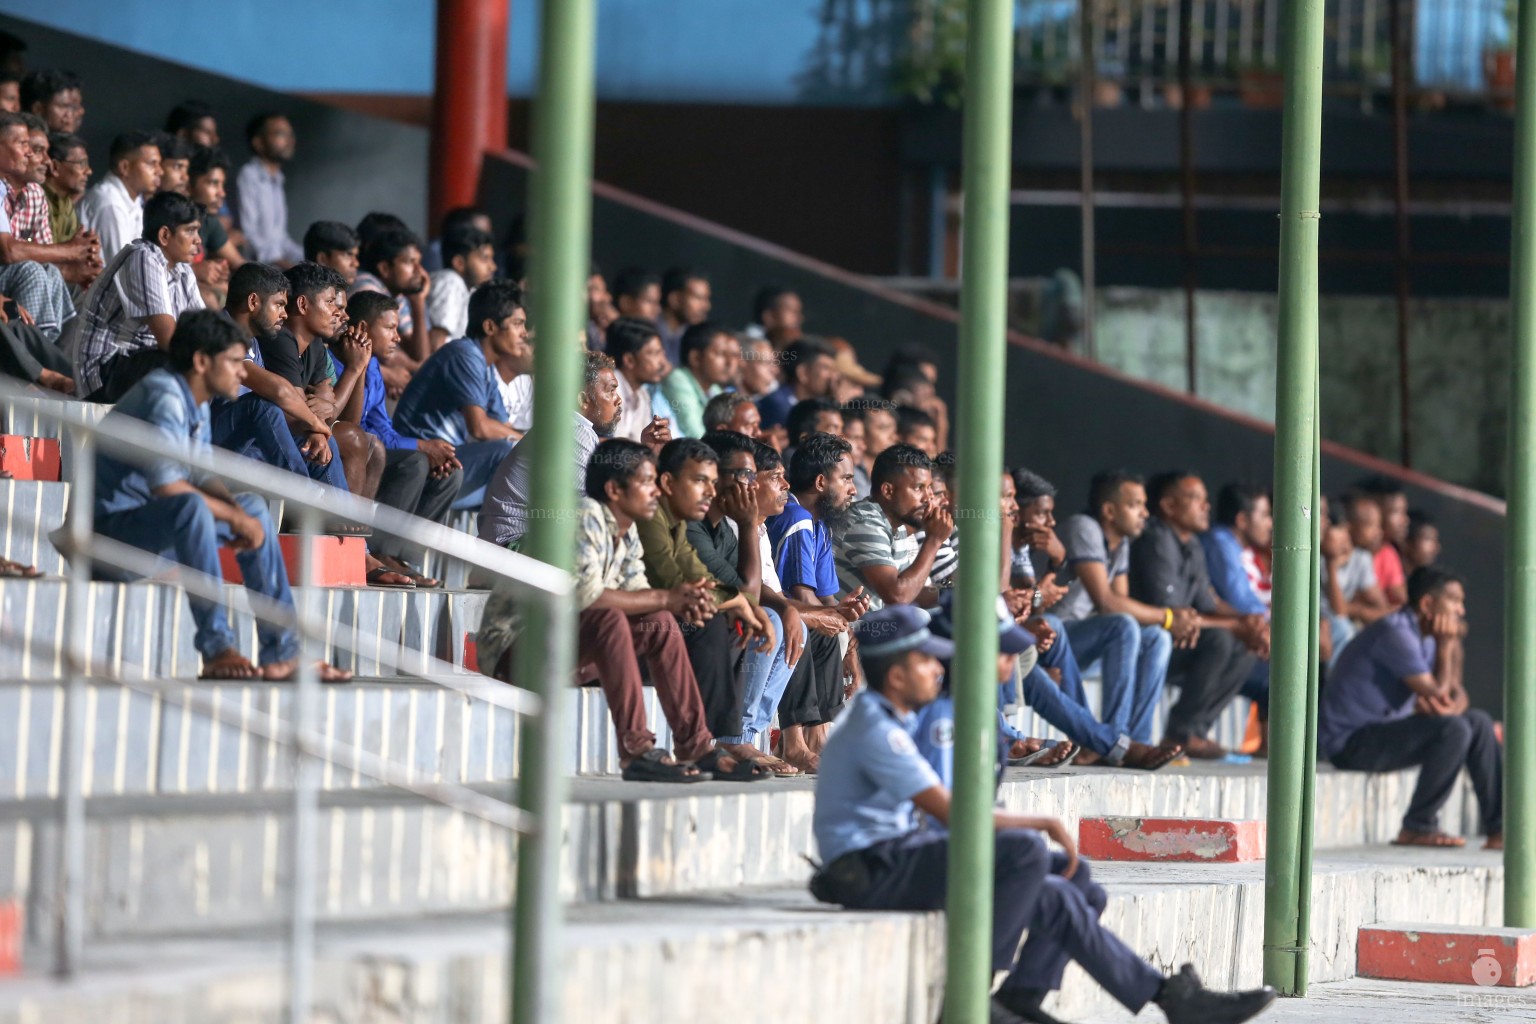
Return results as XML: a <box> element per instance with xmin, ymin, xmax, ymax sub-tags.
<box><xmin>810</xmin><ymin>604</ymin><xmax>1277</xmax><ymax>1024</ymax></box>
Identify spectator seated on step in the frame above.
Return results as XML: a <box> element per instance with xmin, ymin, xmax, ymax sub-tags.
<box><xmin>304</xmin><ymin>219</ymin><xmax>359</xmax><ymax>289</ymax></box>
<box><xmin>659</xmin><ymin>320</ymin><xmax>735</xmax><ymax>438</ymax></box>
<box><xmin>658</xmin><ymin>266</ymin><xmax>711</xmax><ymax>367</ymax></box>
<box><xmin>477</xmin><ymin>349</ymin><xmax>619</xmax><ymax>552</ymax></box>
<box><xmin>1199</xmin><ymin>480</ymin><xmax>1276</xmax><ymax>749</ymax></box>
<box><xmin>881</xmin><ymin>345</ymin><xmax>949</xmax><ymax>454</ymax></box>
<box><xmin>1403</xmin><ymin>509</ymin><xmax>1441</xmax><ymax>574</ymax></box>
<box><xmin>186</xmin><ymin>145</ymin><xmax>244</xmax><ymax>310</ymax></box>
<box><xmin>78</xmin><ymin>130</ymin><xmax>161</xmax><ymax>264</ymax></box>
<box><xmin>1358</xmin><ymin>475</ymin><xmax>1411</xmax><ymax>607</ymax></box>
<box><xmin>737</xmin><ymin>333</ymin><xmax>780</xmax><ymax>403</ymax></box>
<box><xmin>809</xmin><ymin>603</ymin><xmax>1277</xmax><ymax>1024</ymax></box>
<box><xmin>633</xmin><ymin>437</ymin><xmax>790</xmax><ymax>776</ymax></box>
<box><xmin>1333</xmin><ymin>488</ymin><xmax>1395</xmax><ymax>627</ymax></box>
<box><xmin>747</xmin><ymin>284</ymin><xmax>803</xmax><ymax>349</ymax></box>
<box><xmin>165</xmin><ymin>99</ymin><xmax>220</xmax><ymax>150</ymax></box>
<box><xmin>782</xmin><ymin>395</ymin><xmax>843</xmax><ymax>467</ymax></box>
<box><xmin>0</xmin><ymin>113</ymin><xmax>96</xmax><ymax>342</ymax></box>
<box><xmin>43</xmin><ymin>130</ymin><xmax>88</xmax><ymax>246</ymax></box>
<box><xmin>82</xmin><ymin>309</ymin><xmax>350</xmax><ymax>683</ymax></box>
<box><xmin>892</xmin><ymin>403</ymin><xmax>938</xmax><ymax>459</ymax></box>
<box><xmin>0</xmin><ymin>70</ymin><xmax>16</xmax><ymax>114</ymax></box>
<box><xmin>233</xmin><ymin>113</ymin><xmax>302</xmax><ymax>268</ymax></box>
<box><xmin>830</xmin><ymin>442</ymin><xmax>945</xmax><ymax>613</ymax></box>
<box><xmin>332</xmin><ymin>290</ymin><xmax>463</xmax><ymax>587</ymax></box>
<box><xmin>20</xmin><ymin>68</ymin><xmax>82</xmax><ymax>136</ymax></box>
<box><xmin>351</xmin><ymin>221</ymin><xmax>431</xmax><ymax>369</ymax></box>
<box><xmin>756</xmin><ymin>336</ymin><xmax>837</xmax><ymax>431</ymax></box>
<box><xmin>1129</xmin><ymin>470</ymin><xmax>1269</xmax><ymax>759</ymax></box>
<box><xmin>211</xmin><ymin>261</ymin><xmax>347</xmax><ymax>497</ymax></box>
<box><xmin>393</xmin><ymin>279</ymin><xmax>529</xmax><ymax>510</ymax></box>
<box><xmin>1320</xmin><ymin>566</ymin><xmax>1502</xmax><ymax>851</ymax></box>
<box><xmin>475</xmin><ymin>438</ymin><xmax>760</xmax><ymax>784</ymax></box>
<box><xmin>1015</xmin><ymin>468</ymin><xmax>1178</xmax><ymax>763</ymax></box>
<box><xmin>918</xmin><ymin>450</ymin><xmax>960</xmax><ymax>591</ymax></box>
<box><xmin>605</xmin><ymin>315</ymin><xmax>679</xmax><ymax>446</ymax></box>
<box><xmin>426</xmin><ymin>222</ymin><xmax>497</xmax><ymax>351</ymax></box>
<box><xmin>75</xmin><ymin>190</ymin><xmax>204</xmax><ymax>402</ymax></box>
<box><xmin>766</xmin><ymin>431</ymin><xmax>870</xmax><ymax>770</ymax></box>
<box><xmin>838</xmin><ymin>402</ymin><xmax>870</xmax><ymax>498</ymax></box>
<box><xmin>702</xmin><ymin>389</ymin><xmax>761</xmax><ymax>443</ymax></box>
<box><xmin>259</xmin><ymin>261</ymin><xmax>382</xmax><ymax>500</ymax></box>
<box><xmin>422</xmin><ymin>205</ymin><xmax>493</xmax><ymax>273</ymax></box>
<box><xmin>610</xmin><ymin>266</ymin><xmax>661</xmax><ymax>333</ymax></box>
<box><xmin>150</xmin><ymin>132</ymin><xmax>190</xmax><ymax>198</ymax></box>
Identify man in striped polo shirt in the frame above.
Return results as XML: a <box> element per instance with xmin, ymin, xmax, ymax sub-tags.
<box><xmin>830</xmin><ymin>443</ymin><xmax>951</xmax><ymax>612</ymax></box>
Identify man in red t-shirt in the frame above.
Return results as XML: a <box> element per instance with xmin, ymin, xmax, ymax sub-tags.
<box><xmin>1361</xmin><ymin>477</ymin><xmax>1410</xmax><ymax>607</ymax></box>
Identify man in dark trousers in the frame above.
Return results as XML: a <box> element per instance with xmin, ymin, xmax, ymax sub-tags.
<box><xmin>1320</xmin><ymin>566</ymin><xmax>1502</xmax><ymax>849</ymax></box>
<box><xmin>809</xmin><ymin>604</ymin><xmax>1277</xmax><ymax>1024</ymax></box>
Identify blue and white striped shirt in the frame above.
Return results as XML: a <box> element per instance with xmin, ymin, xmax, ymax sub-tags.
<box><xmin>74</xmin><ymin>239</ymin><xmax>203</xmax><ymax>398</ymax></box>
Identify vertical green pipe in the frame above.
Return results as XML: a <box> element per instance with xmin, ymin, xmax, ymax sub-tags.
<box><xmin>946</xmin><ymin>0</ymin><xmax>1014</xmax><ymax>1019</ymax></box>
<box><xmin>1263</xmin><ymin>0</ymin><xmax>1326</xmax><ymax>995</ymax></box>
<box><xmin>1506</xmin><ymin>0</ymin><xmax>1536</xmax><ymax>929</ymax></box>
<box><xmin>512</xmin><ymin>0</ymin><xmax>595</xmax><ymax>1020</ymax></box>
<box><xmin>1292</xmin><ymin>369</ymin><xmax>1323</xmax><ymax>994</ymax></box>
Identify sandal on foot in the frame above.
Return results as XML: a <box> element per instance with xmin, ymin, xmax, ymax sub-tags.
<box><xmin>1391</xmin><ymin>829</ymin><xmax>1466</xmax><ymax>847</ymax></box>
<box><xmin>0</xmin><ymin>557</ymin><xmax>39</xmax><ymax>578</ymax></box>
<box><xmin>621</xmin><ymin>748</ymin><xmax>708</xmax><ymax>783</ymax></box>
<box><xmin>366</xmin><ymin>566</ymin><xmax>416</xmax><ymax>589</ymax></box>
<box><xmin>749</xmin><ymin>752</ymin><xmax>802</xmax><ymax>778</ymax></box>
<box><xmin>694</xmin><ymin>748</ymin><xmax>771</xmax><ymax>782</ymax></box>
<box><xmin>200</xmin><ymin>649</ymin><xmax>260</xmax><ymax>680</ymax></box>
<box><xmin>378</xmin><ymin>555</ymin><xmax>441</xmax><ymax>589</ymax></box>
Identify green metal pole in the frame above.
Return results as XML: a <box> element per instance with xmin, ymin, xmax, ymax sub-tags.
<box><xmin>512</xmin><ymin>0</ymin><xmax>595</xmax><ymax>1020</ymax></box>
<box><xmin>1506</xmin><ymin>0</ymin><xmax>1536</xmax><ymax>929</ymax></box>
<box><xmin>1292</xmin><ymin>369</ymin><xmax>1323</xmax><ymax>994</ymax></box>
<box><xmin>947</xmin><ymin>0</ymin><xmax>1014</xmax><ymax>1019</ymax></box>
<box><xmin>1263</xmin><ymin>0</ymin><xmax>1326</xmax><ymax>995</ymax></box>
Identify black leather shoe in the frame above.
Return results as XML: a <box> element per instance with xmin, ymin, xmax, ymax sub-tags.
<box><xmin>1155</xmin><ymin>963</ymin><xmax>1278</xmax><ymax>1024</ymax></box>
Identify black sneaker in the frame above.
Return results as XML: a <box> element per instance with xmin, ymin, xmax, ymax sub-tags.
<box><xmin>1156</xmin><ymin>963</ymin><xmax>1277</xmax><ymax>1024</ymax></box>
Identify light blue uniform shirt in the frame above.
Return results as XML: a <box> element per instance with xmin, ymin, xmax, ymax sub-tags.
<box><xmin>812</xmin><ymin>689</ymin><xmax>941</xmax><ymax>863</ymax></box>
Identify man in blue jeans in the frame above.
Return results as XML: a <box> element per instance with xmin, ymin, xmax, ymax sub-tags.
<box><xmin>1017</xmin><ymin>469</ymin><xmax>1176</xmax><ymax>752</ymax></box>
<box><xmin>392</xmin><ymin>279</ymin><xmax>530</xmax><ymax>510</ymax></box>
<box><xmin>86</xmin><ymin>309</ymin><xmax>350</xmax><ymax>681</ymax></box>
<box><xmin>810</xmin><ymin>605</ymin><xmax>1277</xmax><ymax>1024</ymax></box>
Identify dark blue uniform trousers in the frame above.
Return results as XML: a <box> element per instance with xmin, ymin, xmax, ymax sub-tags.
<box><xmin>845</xmin><ymin>829</ymin><xmax>1163</xmax><ymax>1012</ymax></box>
<box><xmin>211</xmin><ymin>392</ymin><xmax>348</xmax><ymax>492</ymax></box>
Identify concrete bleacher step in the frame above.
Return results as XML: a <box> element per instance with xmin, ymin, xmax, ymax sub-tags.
<box><xmin>0</xmin><ymin>578</ymin><xmax>489</xmax><ymax>680</ymax></box>
<box><xmin>0</xmin><ymin>847</ymin><xmax>1503</xmax><ymax>1024</ymax></box>
<box><xmin>1357</xmin><ymin>923</ymin><xmax>1536</xmax><ymax>987</ymax></box>
<box><xmin>0</xmin><ymin>765</ymin><xmax>1488</xmax><ymax>948</ymax></box>
<box><xmin>0</xmin><ymin>479</ymin><xmax>67</xmax><ymax>575</ymax></box>
<box><xmin>1079</xmin><ymin>815</ymin><xmax>1267</xmax><ymax>862</ymax></box>
<box><xmin>0</xmin><ymin>436</ymin><xmax>59</xmax><ymax>482</ymax></box>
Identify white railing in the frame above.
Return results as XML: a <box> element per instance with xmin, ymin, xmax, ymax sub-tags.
<box><xmin>0</xmin><ymin>381</ymin><xmax>572</xmax><ymax>1024</ymax></box>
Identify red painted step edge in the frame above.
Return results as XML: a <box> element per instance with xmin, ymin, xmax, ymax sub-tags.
<box><xmin>1078</xmin><ymin>816</ymin><xmax>1266</xmax><ymax>862</ymax></box>
<box><xmin>219</xmin><ymin>535</ymin><xmax>368</xmax><ymax>587</ymax></box>
<box><xmin>1358</xmin><ymin>925</ymin><xmax>1536</xmax><ymax>987</ymax></box>
<box><xmin>0</xmin><ymin>435</ymin><xmax>61</xmax><ymax>481</ymax></box>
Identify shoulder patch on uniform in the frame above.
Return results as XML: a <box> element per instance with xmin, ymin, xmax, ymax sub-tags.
<box><xmin>929</xmin><ymin>719</ymin><xmax>954</xmax><ymax>749</ymax></box>
<box><xmin>887</xmin><ymin>728</ymin><xmax>918</xmax><ymax>756</ymax></box>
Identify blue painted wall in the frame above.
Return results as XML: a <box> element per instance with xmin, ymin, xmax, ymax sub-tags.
<box><xmin>3</xmin><ymin>0</ymin><xmax>844</xmax><ymax>104</ymax></box>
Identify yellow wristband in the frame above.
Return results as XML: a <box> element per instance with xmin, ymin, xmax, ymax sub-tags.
<box><xmin>1163</xmin><ymin>607</ymin><xmax>1175</xmax><ymax>630</ymax></box>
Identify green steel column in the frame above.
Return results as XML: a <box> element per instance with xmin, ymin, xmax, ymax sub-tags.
<box><xmin>947</xmin><ymin>0</ymin><xmax>1014</xmax><ymax>1019</ymax></box>
<box><xmin>512</xmin><ymin>0</ymin><xmax>595</xmax><ymax>1020</ymax></box>
<box><xmin>1506</xmin><ymin>0</ymin><xmax>1536</xmax><ymax>929</ymax></box>
<box><xmin>1263</xmin><ymin>0</ymin><xmax>1326</xmax><ymax>995</ymax></box>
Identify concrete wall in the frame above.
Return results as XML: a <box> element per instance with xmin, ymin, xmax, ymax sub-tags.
<box><xmin>1095</xmin><ymin>287</ymin><xmax>1510</xmax><ymax>496</ymax></box>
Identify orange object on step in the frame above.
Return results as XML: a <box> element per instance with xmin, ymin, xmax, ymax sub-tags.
<box><xmin>1240</xmin><ymin>703</ymin><xmax>1263</xmax><ymax>754</ymax></box>
<box><xmin>0</xmin><ymin>897</ymin><xmax>23</xmax><ymax>974</ymax></box>
<box><xmin>219</xmin><ymin>534</ymin><xmax>368</xmax><ymax>587</ymax></box>
<box><xmin>0</xmin><ymin>435</ymin><xmax>61</xmax><ymax>481</ymax></box>
<box><xmin>464</xmin><ymin>633</ymin><xmax>479</xmax><ymax>673</ymax></box>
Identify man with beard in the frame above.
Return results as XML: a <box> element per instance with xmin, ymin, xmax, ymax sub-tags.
<box><xmin>477</xmin><ymin>349</ymin><xmax>621</xmax><ymax>549</ymax></box>
<box><xmin>234</xmin><ymin>113</ymin><xmax>303</xmax><ymax>266</ymax></box>
<box><xmin>767</xmin><ymin>431</ymin><xmax>870</xmax><ymax>767</ymax></box>
<box><xmin>353</xmin><ymin>224</ymin><xmax>432</xmax><ymax>366</ymax></box>
<box><xmin>395</xmin><ymin>280</ymin><xmax>529</xmax><ymax>510</ymax></box>
<box><xmin>831</xmin><ymin>443</ymin><xmax>950</xmax><ymax>611</ymax></box>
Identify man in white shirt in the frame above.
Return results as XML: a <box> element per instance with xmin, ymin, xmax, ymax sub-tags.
<box><xmin>427</xmin><ymin>225</ymin><xmax>496</xmax><ymax>348</ymax></box>
<box><xmin>77</xmin><ymin>131</ymin><xmax>161</xmax><ymax>262</ymax></box>
<box><xmin>605</xmin><ymin>314</ymin><xmax>679</xmax><ymax>445</ymax></box>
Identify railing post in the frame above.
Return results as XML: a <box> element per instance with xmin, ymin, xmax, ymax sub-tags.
<box><xmin>287</xmin><ymin>506</ymin><xmax>321</xmax><ymax>1024</ymax></box>
<box><xmin>948</xmin><ymin>0</ymin><xmax>1014</xmax><ymax>1020</ymax></box>
<box><xmin>512</xmin><ymin>0</ymin><xmax>594</xmax><ymax>1019</ymax></box>
<box><xmin>53</xmin><ymin>429</ymin><xmax>93</xmax><ymax>978</ymax></box>
<box><xmin>1264</xmin><ymin>0</ymin><xmax>1326</xmax><ymax>995</ymax></box>
<box><xmin>1505</xmin><ymin>0</ymin><xmax>1536</xmax><ymax>929</ymax></box>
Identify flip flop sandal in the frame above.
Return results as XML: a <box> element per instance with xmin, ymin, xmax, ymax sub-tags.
<box><xmin>199</xmin><ymin>651</ymin><xmax>260</xmax><ymax>680</ymax></box>
<box><xmin>366</xmin><ymin>567</ymin><xmax>416</xmax><ymax>589</ymax></box>
<box><xmin>1039</xmin><ymin>742</ymin><xmax>1079</xmax><ymax>769</ymax></box>
<box><xmin>1007</xmin><ymin>744</ymin><xmax>1060</xmax><ymax>768</ymax></box>
<box><xmin>621</xmin><ymin>748</ymin><xmax>708</xmax><ymax>783</ymax></box>
<box><xmin>694</xmin><ymin>748</ymin><xmax>772</xmax><ymax>782</ymax></box>
<box><xmin>750</xmin><ymin>753</ymin><xmax>803</xmax><ymax>778</ymax></box>
<box><xmin>1391</xmin><ymin>830</ymin><xmax>1466</xmax><ymax>848</ymax></box>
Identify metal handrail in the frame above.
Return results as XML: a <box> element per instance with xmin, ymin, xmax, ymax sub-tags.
<box><xmin>0</xmin><ymin>380</ymin><xmax>568</xmax><ymax>1023</ymax></box>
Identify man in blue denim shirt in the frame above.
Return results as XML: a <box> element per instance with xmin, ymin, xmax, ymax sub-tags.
<box><xmin>88</xmin><ymin>309</ymin><xmax>350</xmax><ymax>681</ymax></box>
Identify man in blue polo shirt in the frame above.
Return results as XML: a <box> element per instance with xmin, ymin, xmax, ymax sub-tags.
<box><xmin>766</xmin><ymin>430</ymin><xmax>867</xmax><ymax>768</ymax></box>
<box><xmin>1320</xmin><ymin>566</ymin><xmax>1502</xmax><ymax>849</ymax></box>
<box><xmin>392</xmin><ymin>279</ymin><xmax>529</xmax><ymax>509</ymax></box>
<box><xmin>810</xmin><ymin>604</ymin><xmax>1277</xmax><ymax>1024</ymax></box>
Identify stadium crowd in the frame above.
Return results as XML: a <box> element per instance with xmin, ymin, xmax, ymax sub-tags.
<box><xmin>0</xmin><ymin>31</ymin><xmax>1498</xmax><ymax>863</ymax></box>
